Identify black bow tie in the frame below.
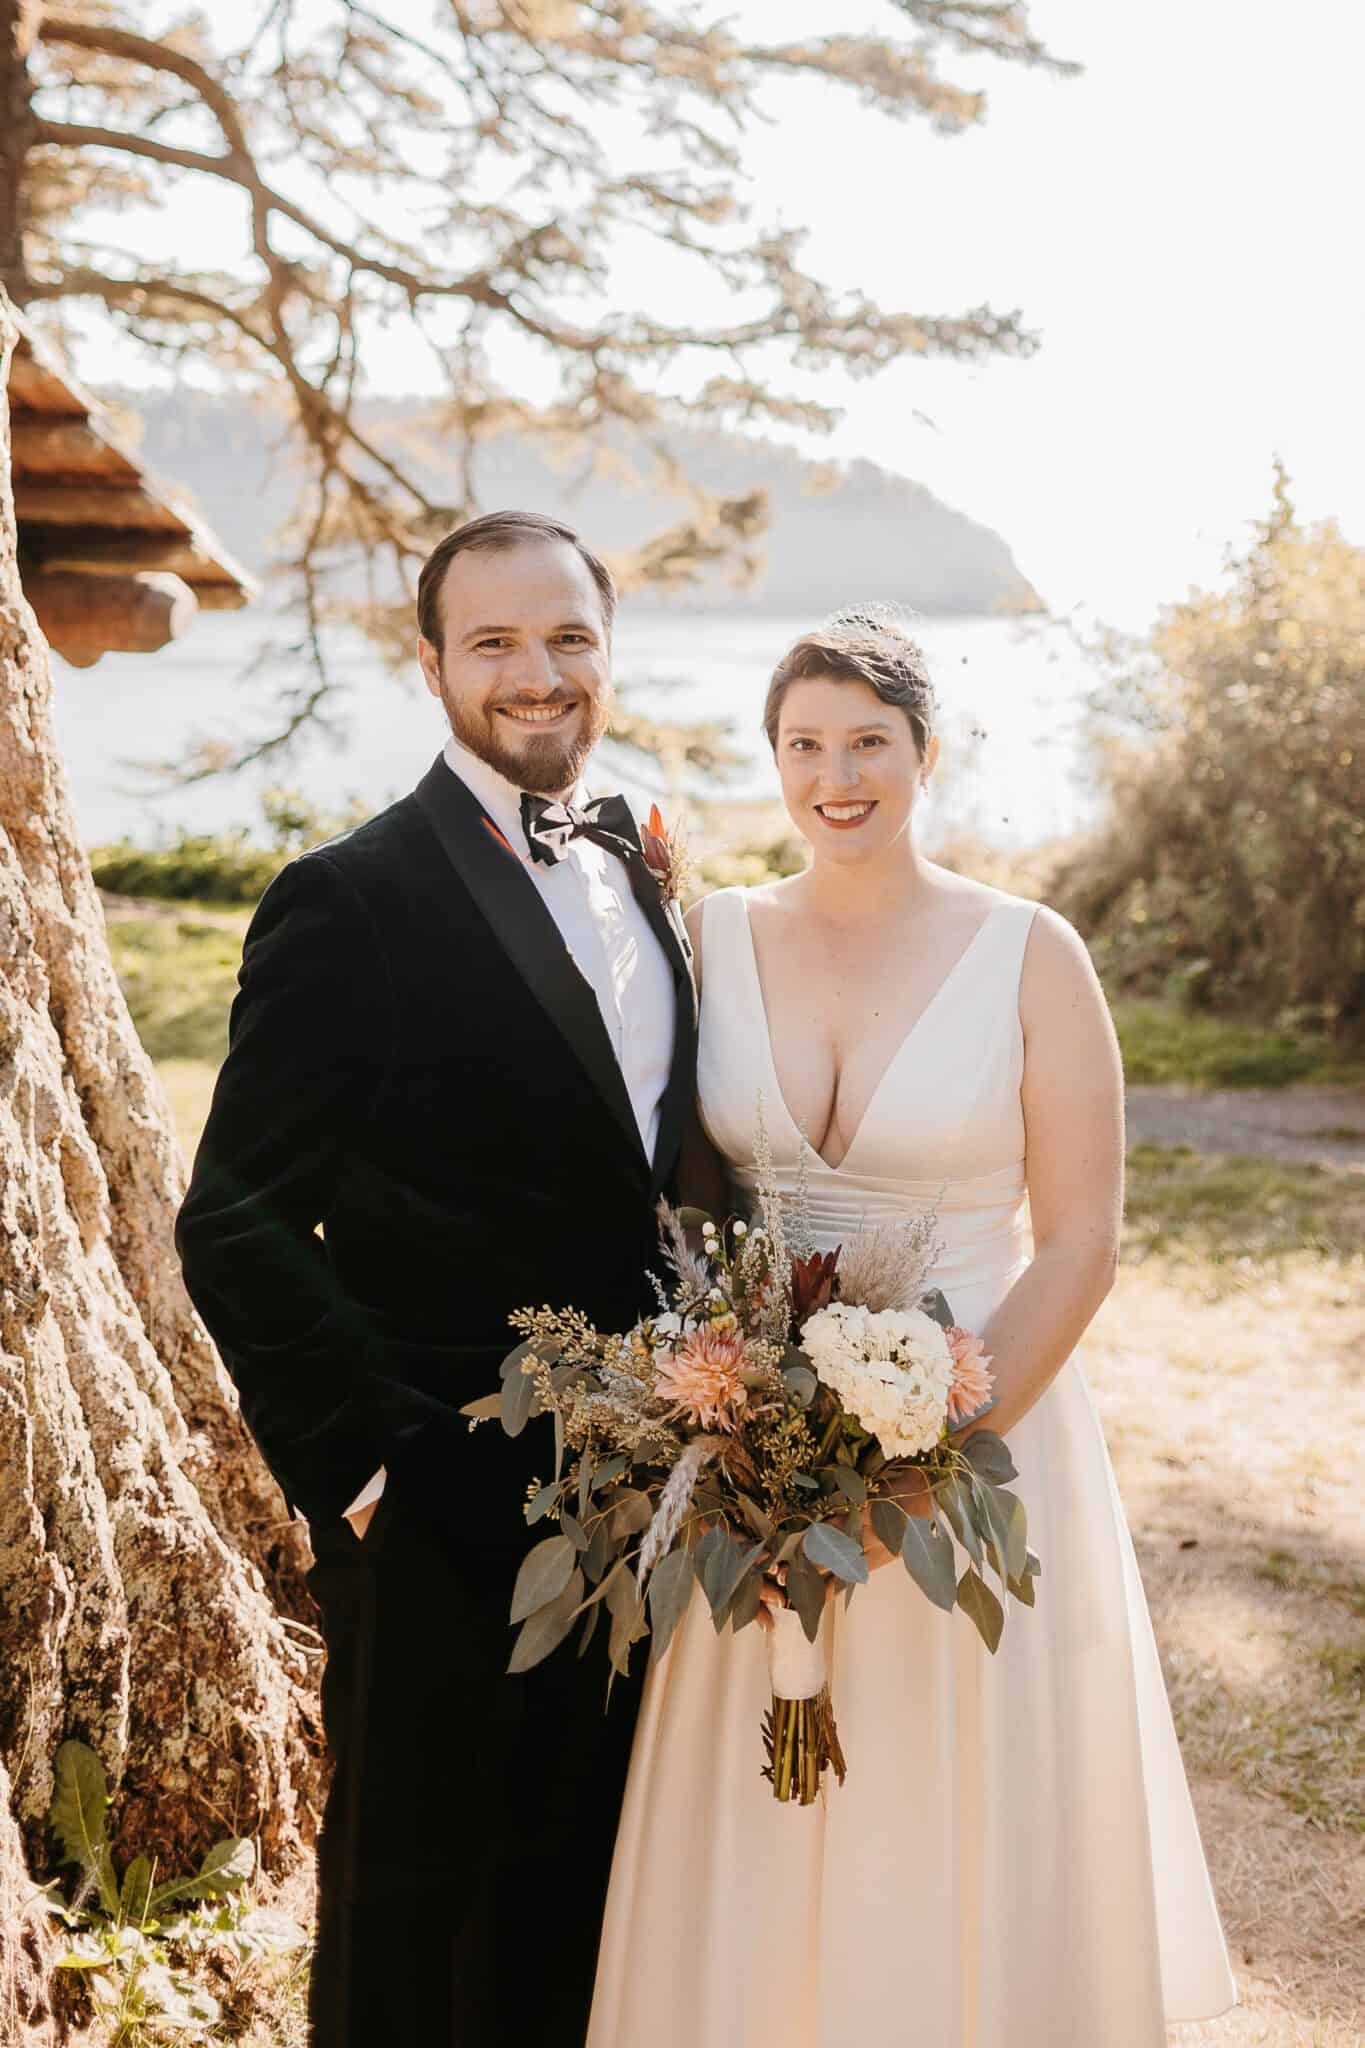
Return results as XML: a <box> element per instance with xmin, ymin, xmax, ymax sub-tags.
<box><xmin>520</xmin><ymin>791</ymin><xmax>643</xmax><ymax>868</ymax></box>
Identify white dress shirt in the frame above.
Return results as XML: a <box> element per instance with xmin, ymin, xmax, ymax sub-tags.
<box><xmin>343</xmin><ymin>736</ymin><xmax>677</xmax><ymax>1522</ymax></box>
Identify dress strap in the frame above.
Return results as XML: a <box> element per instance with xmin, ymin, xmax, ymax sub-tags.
<box><xmin>697</xmin><ymin>886</ymin><xmax>752</xmax><ymax>996</ymax></box>
<box><xmin>981</xmin><ymin>897</ymin><xmax>1041</xmax><ymax>1009</ymax></box>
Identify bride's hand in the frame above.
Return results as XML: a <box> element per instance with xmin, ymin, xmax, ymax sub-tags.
<box><xmin>755</xmin><ymin>1565</ymin><xmax>839</xmax><ymax>1631</ymax></box>
<box><xmin>756</xmin><ymin>1573</ymin><xmax>787</xmax><ymax>1633</ymax></box>
<box><xmin>861</xmin><ymin>1468</ymin><xmax>935</xmax><ymax>1571</ymax></box>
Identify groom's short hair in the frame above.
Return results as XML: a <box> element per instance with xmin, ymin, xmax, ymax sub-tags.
<box><xmin>418</xmin><ymin>510</ymin><xmax>617</xmax><ymax>651</ymax></box>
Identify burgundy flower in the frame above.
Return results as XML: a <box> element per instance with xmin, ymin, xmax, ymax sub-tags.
<box><xmin>790</xmin><ymin>1247</ymin><xmax>840</xmax><ymax>1324</ymax></box>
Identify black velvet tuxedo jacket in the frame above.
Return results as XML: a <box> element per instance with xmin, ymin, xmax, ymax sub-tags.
<box><xmin>176</xmin><ymin>756</ymin><xmax>698</xmax><ymax>1555</ymax></box>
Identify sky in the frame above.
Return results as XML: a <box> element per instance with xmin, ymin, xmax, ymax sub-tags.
<box><xmin>54</xmin><ymin>0</ymin><xmax>1365</xmax><ymax>633</ymax></box>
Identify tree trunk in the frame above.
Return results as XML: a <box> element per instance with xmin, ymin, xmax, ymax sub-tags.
<box><xmin>0</xmin><ymin>288</ymin><xmax>322</xmax><ymax>2039</ymax></box>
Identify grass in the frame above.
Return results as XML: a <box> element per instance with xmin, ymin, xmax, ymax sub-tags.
<box><xmin>1124</xmin><ymin>1146</ymin><xmax>1365</xmax><ymax>1264</ymax></box>
<box><xmin>1113</xmin><ymin>999</ymin><xmax>1365</xmax><ymax>1090</ymax></box>
<box><xmin>106</xmin><ymin>913</ymin><xmax>246</xmax><ymax>1066</ymax></box>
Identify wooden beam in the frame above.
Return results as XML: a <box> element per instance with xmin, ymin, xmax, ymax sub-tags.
<box><xmin>28</xmin><ymin>530</ymin><xmax>252</xmax><ymax>607</ymax></box>
<box><xmin>25</xmin><ymin>570</ymin><xmax>199</xmax><ymax>666</ymax></box>
<box><xmin>15</xmin><ymin>481</ymin><xmax>188</xmax><ymax>532</ymax></box>
<box><xmin>31</xmin><ymin>526</ymin><xmax>235</xmax><ymax>581</ymax></box>
<box><xmin>7</xmin><ymin>348</ymin><xmax>87</xmax><ymax>415</ymax></box>
<box><xmin>11</xmin><ymin>414</ymin><xmax>142</xmax><ymax>481</ymax></box>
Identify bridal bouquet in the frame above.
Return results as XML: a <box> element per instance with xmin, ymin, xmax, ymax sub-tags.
<box><xmin>464</xmin><ymin>1118</ymin><xmax>1039</xmax><ymax>1804</ymax></box>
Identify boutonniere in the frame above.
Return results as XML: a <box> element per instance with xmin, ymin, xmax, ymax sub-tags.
<box><xmin>639</xmin><ymin>804</ymin><xmax>691</xmax><ymax>906</ymax></box>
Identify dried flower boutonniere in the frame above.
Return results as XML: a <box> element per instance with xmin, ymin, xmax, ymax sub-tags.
<box><xmin>639</xmin><ymin>804</ymin><xmax>691</xmax><ymax>905</ymax></box>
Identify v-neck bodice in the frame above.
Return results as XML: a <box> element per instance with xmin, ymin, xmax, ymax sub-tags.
<box><xmin>696</xmin><ymin>884</ymin><xmax>1041</xmax><ymax>1308</ymax></box>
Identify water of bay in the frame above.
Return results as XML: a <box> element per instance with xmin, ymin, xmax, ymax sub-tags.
<box><xmin>51</xmin><ymin>607</ymin><xmax>1101</xmax><ymax>854</ymax></box>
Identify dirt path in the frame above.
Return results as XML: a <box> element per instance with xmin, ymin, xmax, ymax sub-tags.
<box><xmin>1127</xmin><ymin>1084</ymin><xmax>1365</xmax><ymax>1169</ymax></box>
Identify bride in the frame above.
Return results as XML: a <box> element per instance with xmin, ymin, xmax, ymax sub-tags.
<box><xmin>589</xmin><ymin>612</ymin><xmax>1236</xmax><ymax>2047</ymax></box>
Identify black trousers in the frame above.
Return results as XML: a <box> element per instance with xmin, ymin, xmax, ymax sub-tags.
<box><xmin>306</xmin><ymin>1485</ymin><xmax>642</xmax><ymax>2046</ymax></box>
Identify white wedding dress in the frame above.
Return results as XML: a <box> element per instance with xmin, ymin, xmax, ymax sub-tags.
<box><xmin>589</xmin><ymin>886</ymin><xmax>1236</xmax><ymax>2048</ymax></box>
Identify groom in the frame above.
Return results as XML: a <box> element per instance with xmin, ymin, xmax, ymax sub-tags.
<box><xmin>176</xmin><ymin>511</ymin><xmax>697</xmax><ymax>2045</ymax></box>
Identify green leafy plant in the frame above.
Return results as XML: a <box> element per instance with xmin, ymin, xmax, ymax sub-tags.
<box><xmin>44</xmin><ymin>1741</ymin><xmax>305</xmax><ymax>2043</ymax></box>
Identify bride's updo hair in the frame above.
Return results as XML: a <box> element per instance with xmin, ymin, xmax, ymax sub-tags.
<box><xmin>763</xmin><ymin>604</ymin><xmax>937</xmax><ymax>756</ymax></box>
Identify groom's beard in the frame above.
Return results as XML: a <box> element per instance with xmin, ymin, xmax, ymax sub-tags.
<box><xmin>439</xmin><ymin>678</ymin><xmax>612</xmax><ymax>795</ymax></box>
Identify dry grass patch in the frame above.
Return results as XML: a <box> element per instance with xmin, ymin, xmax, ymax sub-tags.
<box><xmin>1087</xmin><ymin>1256</ymin><xmax>1364</xmax><ymax>2042</ymax></box>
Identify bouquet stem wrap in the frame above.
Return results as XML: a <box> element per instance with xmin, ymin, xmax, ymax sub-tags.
<box><xmin>761</xmin><ymin>1606</ymin><xmax>847</xmax><ymax>1805</ymax></box>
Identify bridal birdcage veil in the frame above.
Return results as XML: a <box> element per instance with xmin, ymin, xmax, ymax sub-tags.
<box><xmin>818</xmin><ymin>601</ymin><xmax>990</xmax><ymax>857</ymax></box>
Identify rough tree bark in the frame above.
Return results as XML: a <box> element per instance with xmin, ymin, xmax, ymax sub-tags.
<box><xmin>0</xmin><ymin>287</ymin><xmax>322</xmax><ymax>2039</ymax></box>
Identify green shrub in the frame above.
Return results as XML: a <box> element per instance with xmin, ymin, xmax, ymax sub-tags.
<box><xmin>90</xmin><ymin>787</ymin><xmax>372</xmax><ymax>906</ymax></box>
<box><xmin>1052</xmin><ymin>469</ymin><xmax>1365</xmax><ymax>1040</ymax></box>
<box><xmin>91</xmin><ymin>832</ymin><xmax>283</xmax><ymax>905</ymax></box>
<box><xmin>1112</xmin><ymin>998</ymin><xmax>1365</xmax><ymax>1088</ymax></box>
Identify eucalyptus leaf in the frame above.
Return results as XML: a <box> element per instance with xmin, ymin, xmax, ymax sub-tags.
<box><xmin>997</xmin><ymin>1489</ymin><xmax>1029</xmax><ymax>1582</ymax></box>
<box><xmin>559</xmin><ymin>1512</ymin><xmax>588</xmax><ymax>1552</ymax></box>
<box><xmin>1006</xmin><ymin>1568</ymin><xmax>1036</xmax><ymax>1608</ymax></box>
<box><xmin>1025</xmin><ymin>1547</ymin><xmax>1042</xmax><ymax>1579</ymax></box>
<box><xmin>869</xmin><ymin>1498</ymin><xmax>908</xmax><ymax>1558</ymax></box>
<box><xmin>826</xmin><ymin>1466</ymin><xmax>867</xmax><ymax>1507</ymax></box>
<box><xmin>646</xmin><ymin>1547</ymin><xmax>695</xmax><ymax>1658</ymax></box>
<box><xmin>577</xmin><ymin>1597</ymin><xmax>602</xmax><ymax>1657</ymax></box>
<box><xmin>710</xmin><ymin>1542</ymin><xmax>767</xmax><ymax>1632</ymax></box>
<box><xmin>509</xmin><ymin>1534</ymin><xmax>576</xmax><ymax>1624</ymax></box>
<box><xmin>692</xmin><ymin>1524</ymin><xmax>727</xmax><ymax>1588</ymax></box>
<box><xmin>499</xmin><ymin>1339</ymin><xmax>539</xmax><ymax>1381</ymax></box>
<box><xmin>785</xmin><ymin>1551</ymin><xmax>827</xmax><ymax>1644</ymax></box>
<box><xmin>700</xmin><ymin>1531</ymin><xmax>752</xmax><ymax>1623</ymax></box>
<box><xmin>459</xmin><ymin>1392</ymin><xmax>502</xmax><ymax>1422</ymax></box>
<box><xmin>578</xmin><ymin>1555</ymin><xmax>630</xmax><ymax>1614</ymax></box>
<box><xmin>900</xmin><ymin>1516</ymin><xmax>958</xmax><ymax>1611</ymax></box>
<box><xmin>500</xmin><ymin>1357</ymin><xmax>538</xmax><ymax>1439</ymax></box>
<box><xmin>525</xmin><ymin>1483</ymin><xmax>562</xmax><ymax>1525</ymax></box>
<box><xmin>49</xmin><ymin>1742</ymin><xmax>118</xmax><ymax>1918</ymax></box>
<box><xmin>972</xmin><ymin>1480</ymin><xmax>1028</xmax><ymax>1583</ymax></box>
<box><xmin>610</xmin><ymin>1488</ymin><xmax>654</xmax><ymax>1539</ymax></box>
<box><xmin>803</xmin><ymin>1521</ymin><xmax>868</xmax><ymax>1585</ymax></box>
<box><xmin>591</xmin><ymin>1455</ymin><xmax>630</xmax><ymax>1492</ymax></box>
<box><xmin>937</xmin><ymin>1476</ymin><xmax>982</xmax><ymax>1567</ymax></box>
<box><xmin>604</xmin><ymin>1557</ymin><xmax>641</xmax><ymax>1623</ymax></box>
<box><xmin>728</xmin><ymin>1567</ymin><xmax>765</xmax><ymax>1633</ymax></box>
<box><xmin>578</xmin><ymin>1449</ymin><xmax>594</xmax><ymax>1518</ymax></box>
<box><xmin>956</xmin><ymin>1567</ymin><xmax>1005</xmax><ymax>1652</ymax></box>
<box><xmin>782</xmin><ymin>1363</ymin><xmax>817</xmax><ymax>1408</ymax></box>
<box><xmin>962</xmin><ymin>1431</ymin><xmax>1017</xmax><ymax>1484</ymax></box>
<box><xmin>737</xmin><ymin>1493</ymin><xmax>774</xmax><ymax>1540</ymax></box>
<box><xmin>508</xmin><ymin>1567</ymin><xmax>584</xmax><ymax>1674</ymax></box>
<box><xmin>677</xmin><ymin>1206</ymin><xmax>715</xmax><ymax>1232</ymax></box>
<box><xmin>972</xmin><ymin>1482</ymin><xmax>1013</xmax><ymax>1585</ymax></box>
<box><xmin>581</xmin><ymin>1516</ymin><xmax>614</xmax><ymax>1585</ymax></box>
<box><xmin>607</xmin><ymin>1577</ymin><xmax>648</xmax><ymax>1676</ymax></box>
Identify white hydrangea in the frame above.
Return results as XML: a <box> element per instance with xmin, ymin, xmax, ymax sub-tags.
<box><xmin>802</xmin><ymin>1302</ymin><xmax>954</xmax><ymax>1459</ymax></box>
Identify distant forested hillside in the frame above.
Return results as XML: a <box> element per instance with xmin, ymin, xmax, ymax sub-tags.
<box><xmin>125</xmin><ymin>390</ymin><xmax>1042</xmax><ymax>618</ymax></box>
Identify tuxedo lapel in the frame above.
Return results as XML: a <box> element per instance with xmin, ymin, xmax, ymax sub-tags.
<box><xmin>411</xmin><ymin>758</ymin><xmax>646</xmax><ymax>1165</ymax></box>
<box><xmin>619</xmin><ymin>844</ymin><xmax>699</xmax><ymax>1193</ymax></box>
